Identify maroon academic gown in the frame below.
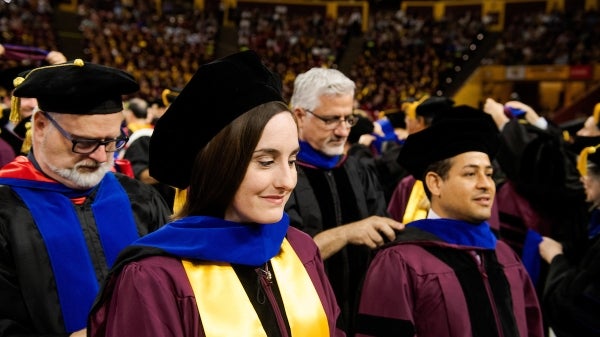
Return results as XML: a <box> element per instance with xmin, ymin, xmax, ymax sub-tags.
<box><xmin>0</xmin><ymin>137</ymin><xmax>15</xmax><ymax>168</ymax></box>
<box><xmin>355</xmin><ymin>228</ymin><xmax>543</xmax><ymax>337</ymax></box>
<box><xmin>88</xmin><ymin>227</ymin><xmax>344</xmax><ymax>337</ymax></box>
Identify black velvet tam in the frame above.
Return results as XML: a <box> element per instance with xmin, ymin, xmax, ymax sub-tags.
<box><xmin>12</xmin><ymin>59</ymin><xmax>139</xmax><ymax>114</ymax></box>
<box><xmin>397</xmin><ymin>105</ymin><xmax>500</xmax><ymax>180</ymax></box>
<box><xmin>149</xmin><ymin>50</ymin><xmax>284</xmax><ymax>189</ymax></box>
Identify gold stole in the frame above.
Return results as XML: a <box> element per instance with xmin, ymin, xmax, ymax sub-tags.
<box><xmin>182</xmin><ymin>239</ymin><xmax>330</xmax><ymax>337</ymax></box>
<box><xmin>402</xmin><ymin>180</ymin><xmax>429</xmax><ymax>223</ymax></box>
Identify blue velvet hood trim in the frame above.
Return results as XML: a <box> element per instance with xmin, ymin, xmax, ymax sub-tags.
<box><xmin>133</xmin><ymin>213</ymin><xmax>290</xmax><ymax>266</ymax></box>
<box><xmin>297</xmin><ymin>141</ymin><xmax>342</xmax><ymax>169</ymax></box>
<box><xmin>409</xmin><ymin>218</ymin><xmax>497</xmax><ymax>249</ymax></box>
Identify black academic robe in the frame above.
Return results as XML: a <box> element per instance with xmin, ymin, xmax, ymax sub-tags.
<box><xmin>285</xmin><ymin>155</ymin><xmax>388</xmax><ymax>335</ymax></box>
<box><xmin>543</xmin><ymin>234</ymin><xmax>600</xmax><ymax>336</ymax></box>
<box><xmin>0</xmin><ymin>171</ymin><xmax>170</xmax><ymax>337</ymax></box>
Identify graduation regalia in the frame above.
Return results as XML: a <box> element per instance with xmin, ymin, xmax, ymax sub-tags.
<box><xmin>0</xmin><ymin>157</ymin><xmax>170</xmax><ymax>335</ymax></box>
<box><xmin>88</xmin><ymin>216</ymin><xmax>342</xmax><ymax>337</ymax></box>
<box><xmin>356</xmin><ymin>106</ymin><xmax>544</xmax><ymax>337</ymax></box>
<box><xmin>286</xmin><ymin>141</ymin><xmax>388</xmax><ymax>334</ymax></box>
<box><xmin>89</xmin><ymin>50</ymin><xmax>345</xmax><ymax>337</ymax></box>
<box><xmin>356</xmin><ymin>222</ymin><xmax>543</xmax><ymax>337</ymax></box>
<box><xmin>0</xmin><ymin>59</ymin><xmax>171</xmax><ymax>335</ymax></box>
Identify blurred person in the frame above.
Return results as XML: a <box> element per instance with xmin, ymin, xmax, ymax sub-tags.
<box><xmin>0</xmin><ymin>122</ymin><xmax>14</xmax><ymax>167</ymax></box>
<box><xmin>0</xmin><ymin>60</ymin><xmax>171</xmax><ymax>337</ymax></box>
<box><xmin>88</xmin><ymin>50</ymin><xmax>343</xmax><ymax>337</ymax></box>
<box><xmin>539</xmin><ymin>143</ymin><xmax>600</xmax><ymax>337</ymax></box>
<box><xmin>122</xmin><ymin>97</ymin><xmax>152</xmax><ymax>136</ymax></box>
<box><xmin>575</xmin><ymin>105</ymin><xmax>600</xmax><ymax>138</ymax></box>
<box><xmin>344</xmin><ymin>114</ymin><xmax>378</xmax><ymax>164</ymax></box>
<box><xmin>370</xmin><ymin>109</ymin><xmax>410</xmax><ymax>202</ymax></box>
<box><xmin>387</xmin><ymin>96</ymin><xmax>456</xmax><ymax>223</ymax></box>
<box><xmin>0</xmin><ymin>45</ymin><xmax>67</xmax><ymax>157</ymax></box>
<box><xmin>565</xmin><ymin>102</ymin><xmax>600</xmax><ymax>155</ymax></box>
<box><xmin>120</xmin><ymin>97</ymin><xmax>176</xmax><ymax>209</ymax></box>
<box><xmin>355</xmin><ymin>106</ymin><xmax>544</xmax><ymax>337</ymax></box>
<box><xmin>483</xmin><ymin>98</ymin><xmax>588</xmax><ymax>287</ymax></box>
<box><xmin>146</xmin><ymin>98</ymin><xmax>167</xmax><ymax>126</ymax></box>
<box><xmin>345</xmin><ymin>111</ymin><xmax>410</xmax><ymax>203</ymax></box>
<box><xmin>286</xmin><ymin>67</ymin><xmax>403</xmax><ymax>335</ymax></box>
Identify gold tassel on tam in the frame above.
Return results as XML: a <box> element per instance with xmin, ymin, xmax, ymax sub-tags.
<box><xmin>9</xmin><ymin>96</ymin><xmax>21</xmax><ymax>124</ymax></box>
<box><xmin>402</xmin><ymin>95</ymin><xmax>429</xmax><ymax>120</ymax></box>
<box><xmin>20</xmin><ymin>121</ymin><xmax>33</xmax><ymax>154</ymax></box>
<box><xmin>161</xmin><ymin>89</ymin><xmax>172</xmax><ymax>107</ymax></box>
<box><xmin>9</xmin><ymin>76</ymin><xmax>26</xmax><ymax>124</ymax></box>
<box><xmin>578</xmin><ymin>145</ymin><xmax>600</xmax><ymax>177</ymax></box>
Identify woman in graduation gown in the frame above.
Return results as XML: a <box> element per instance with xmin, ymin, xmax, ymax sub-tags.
<box><xmin>88</xmin><ymin>50</ymin><xmax>344</xmax><ymax>337</ymax></box>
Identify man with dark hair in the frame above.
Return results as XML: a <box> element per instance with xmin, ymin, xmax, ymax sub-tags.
<box><xmin>387</xmin><ymin>95</ymin><xmax>455</xmax><ymax>223</ymax></box>
<box><xmin>355</xmin><ymin>106</ymin><xmax>544</xmax><ymax>337</ymax></box>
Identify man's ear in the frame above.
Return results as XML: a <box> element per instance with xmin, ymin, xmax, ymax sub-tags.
<box><xmin>293</xmin><ymin>107</ymin><xmax>306</xmax><ymax>127</ymax></box>
<box><xmin>425</xmin><ymin>171</ymin><xmax>442</xmax><ymax>198</ymax></box>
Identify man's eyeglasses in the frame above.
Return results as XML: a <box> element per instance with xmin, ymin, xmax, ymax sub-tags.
<box><xmin>305</xmin><ymin>109</ymin><xmax>358</xmax><ymax>130</ymax></box>
<box><xmin>42</xmin><ymin>111</ymin><xmax>128</xmax><ymax>154</ymax></box>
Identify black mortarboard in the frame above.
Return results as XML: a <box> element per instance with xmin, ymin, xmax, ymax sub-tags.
<box><xmin>149</xmin><ymin>50</ymin><xmax>284</xmax><ymax>189</ymax></box>
<box><xmin>397</xmin><ymin>105</ymin><xmax>500</xmax><ymax>180</ymax></box>
<box><xmin>384</xmin><ymin>108</ymin><xmax>407</xmax><ymax>129</ymax></box>
<box><xmin>348</xmin><ymin>115</ymin><xmax>374</xmax><ymax>144</ymax></box>
<box><xmin>12</xmin><ymin>59</ymin><xmax>139</xmax><ymax>115</ymax></box>
<box><xmin>417</xmin><ymin>96</ymin><xmax>455</xmax><ymax>119</ymax></box>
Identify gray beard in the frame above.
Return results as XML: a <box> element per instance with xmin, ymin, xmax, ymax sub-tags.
<box><xmin>50</xmin><ymin>158</ymin><xmax>114</xmax><ymax>189</ymax></box>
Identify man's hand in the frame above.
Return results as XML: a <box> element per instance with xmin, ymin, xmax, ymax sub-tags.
<box><xmin>70</xmin><ymin>328</ymin><xmax>86</xmax><ymax>337</ymax></box>
<box><xmin>314</xmin><ymin>216</ymin><xmax>404</xmax><ymax>259</ymax></box>
<box><xmin>539</xmin><ymin>236</ymin><xmax>563</xmax><ymax>263</ymax></box>
<box><xmin>504</xmin><ymin>100</ymin><xmax>541</xmax><ymax>126</ymax></box>
<box><xmin>344</xmin><ymin>216</ymin><xmax>403</xmax><ymax>248</ymax></box>
<box><xmin>482</xmin><ymin>98</ymin><xmax>509</xmax><ymax>130</ymax></box>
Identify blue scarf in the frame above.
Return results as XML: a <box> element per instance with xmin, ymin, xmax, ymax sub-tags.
<box><xmin>0</xmin><ymin>173</ymin><xmax>139</xmax><ymax>333</ymax></box>
<box><xmin>297</xmin><ymin>141</ymin><xmax>342</xmax><ymax>170</ymax></box>
<box><xmin>134</xmin><ymin>213</ymin><xmax>289</xmax><ymax>266</ymax></box>
<box><xmin>408</xmin><ymin>218</ymin><xmax>497</xmax><ymax>249</ymax></box>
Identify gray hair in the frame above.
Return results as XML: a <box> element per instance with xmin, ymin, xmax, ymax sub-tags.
<box><xmin>290</xmin><ymin>67</ymin><xmax>355</xmax><ymax>111</ymax></box>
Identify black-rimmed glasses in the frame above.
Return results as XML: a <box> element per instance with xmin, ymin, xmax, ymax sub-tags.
<box><xmin>305</xmin><ymin>109</ymin><xmax>358</xmax><ymax>130</ymax></box>
<box><xmin>42</xmin><ymin>111</ymin><xmax>128</xmax><ymax>154</ymax></box>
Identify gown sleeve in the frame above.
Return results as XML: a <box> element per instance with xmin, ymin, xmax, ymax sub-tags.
<box><xmin>89</xmin><ymin>257</ymin><xmax>202</xmax><ymax>337</ymax></box>
<box><xmin>542</xmin><ymin>245</ymin><xmax>600</xmax><ymax>337</ymax></box>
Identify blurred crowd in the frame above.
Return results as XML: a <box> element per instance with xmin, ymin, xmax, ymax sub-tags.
<box><xmin>2</xmin><ymin>1</ymin><xmax>599</xmax><ymax>111</ymax></box>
